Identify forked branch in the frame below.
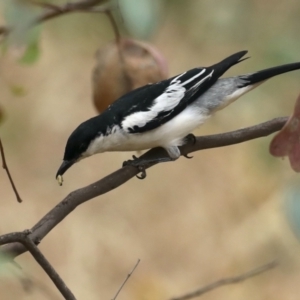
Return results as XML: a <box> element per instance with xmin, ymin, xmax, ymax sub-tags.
<box><xmin>0</xmin><ymin>231</ymin><xmax>75</xmax><ymax>300</ymax></box>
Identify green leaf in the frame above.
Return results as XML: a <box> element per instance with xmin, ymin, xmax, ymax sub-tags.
<box><xmin>3</xmin><ymin>0</ymin><xmax>42</xmax><ymax>64</ymax></box>
<box><xmin>0</xmin><ymin>252</ymin><xmax>16</xmax><ymax>279</ymax></box>
<box><xmin>10</xmin><ymin>85</ymin><xmax>27</xmax><ymax>97</ymax></box>
<box><xmin>118</xmin><ymin>0</ymin><xmax>162</xmax><ymax>39</ymax></box>
<box><xmin>19</xmin><ymin>37</ymin><xmax>40</xmax><ymax>64</ymax></box>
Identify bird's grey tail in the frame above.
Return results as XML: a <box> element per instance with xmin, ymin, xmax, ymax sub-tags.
<box><xmin>241</xmin><ymin>62</ymin><xmax>300</xmax><ymax>85</ymax></box>
<box><xmin>212</xmin><ymin>50</ymin><xmax>249</xmax><ymax>77</ymax></box>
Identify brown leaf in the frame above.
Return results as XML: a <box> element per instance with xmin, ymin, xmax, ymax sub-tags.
<box><xmin>92</xmin><ymin>38</ymin><xmax>168</xmax><ymax>113</ymax></box>
<box><xmin>270</xmin><ymin>94</ymin><xmax>300</xmax><ymax>172</ymax></box>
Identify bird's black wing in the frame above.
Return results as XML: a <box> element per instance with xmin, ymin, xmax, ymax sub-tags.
<box><xmin>118</xmin><ymin>67</ymin><xmax>217</xmax><ymax>133</ymax></box>
<box><xmin>101</xmin><ymin>50</ymin><xmax>248</xmax><ymax>134</ymax></box>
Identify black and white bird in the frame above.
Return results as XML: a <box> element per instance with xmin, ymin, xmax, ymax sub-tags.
<box><xmin>56</xmin><ymin>50</ymin><xmax>300</xmax><ymax>184</ymax></box>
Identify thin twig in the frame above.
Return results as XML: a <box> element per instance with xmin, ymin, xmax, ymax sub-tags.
<box><xmin>1</xmin><ymin>117</ymin><xmax>288</xmax><ymax>259</ymax></box>
<box><xmin>33</xmin><ymin>0</ymin><xmax>110</xmax><ymax>24</ymax></box>
<box><xmin>170</xmin><ymin>261</ymin><xmax>278</xmax><ymax>300</ymax></box>
<box><xmin>29</xmin><ymin>0</ymin><xmax>63</xmax><ymax>11</ymax></box>
<box><xmin>0</xmin><ymin>138</ymin><xmax>22</xmax><ymax>203</ymax></box>
<box><xmin>105</xmin><ymin>10</ymin><xmax>121</xmax><ymax>42</ymax></box>
<box><xmin>0</xmin><ymin>231</ymin><xmax>76</xmax><ymax>300</ymax></box>
<box><xmin>112</xmin><ymin>259</ymin><xmax>140</xmax><ymax>300</ymax></box>
<box><xmin>0</xmin><ymin>0</ymin><xmax>111</xmax><ymax>35</ymax></box>
<box><xmin>104</xmin><ymin>9</ymin><xmax>134</xmax><ymax>91</ymax></box>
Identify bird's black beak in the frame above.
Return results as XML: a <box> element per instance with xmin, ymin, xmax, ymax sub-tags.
<box><xmin>56</xmin><ymin>160</ymin><xmax>75</xmax><ymax>185</ymax></box>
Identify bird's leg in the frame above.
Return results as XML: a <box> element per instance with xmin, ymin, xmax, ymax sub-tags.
<box><xmin>123</xmin><ymin>146</ymin><xmax>180</xmax><ymax>179</ymax></box>
<box><xmin>166</xmin><ymin>146</ymin><xmax>181</xmax><ymax>160</ymax></box>
<box><xmin>123</xmin><ymin>155</ymin><xmax>148</xmax><ymax>179</ymax></box>
<box><xmin>123</xmin><ymin>155</ymin><xmax>172</xmax><ymax>179</ymax></box>
<box><xmin>183</xmin><ymin>133</ymin><xmax>196</xmax><ymax>159</ymax></box>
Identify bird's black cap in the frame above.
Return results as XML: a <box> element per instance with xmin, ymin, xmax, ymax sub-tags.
<box><xmin>55</xmin><ymin>117</ymin><xmax>103</xmax><ymax>181</ymax></box>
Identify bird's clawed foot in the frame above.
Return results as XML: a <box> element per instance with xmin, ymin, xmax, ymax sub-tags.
<box><xmin>185</xmin><ymin>133</ymin><xmax>196</xmax><ymax>145</ymax></box>
<box><xmin>183</xmin><ymin>153</ymin><xmax>193</xmax><ymax>159</ymax></box>
<box><xmin>123</xmin><ymin>155</ymin><xmax>147</xmax><ymax>179</ymax></box>
<box><xmin>182</xmin><ymin>133</ymin><xmax>196</xmax><ymax>159</ymax></box>
<box><xmin>123</xmin><ymin>154</ymin><xmax>173</xmax><ymax>179</ymax></box>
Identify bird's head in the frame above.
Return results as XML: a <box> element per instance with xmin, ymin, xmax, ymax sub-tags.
<box><xmin>56</xmin><ymin>119</ymin><xmax>101</xmax><ymax>185</ymax></box>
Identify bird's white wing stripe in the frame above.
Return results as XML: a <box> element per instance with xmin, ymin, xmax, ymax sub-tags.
<box><xmin>181</xmin><ymin>69</ymin><xmax>206</xmax><ymax>86</ymax></box>
<box><xmin>170</xmin><ymin>72</ymin><xmax>186</xmax><ymax>84</ymax></box>
<box><xmin>121</xmin><ymin>69</ymin><xmax>212</xmax><ymax>132</ymax></box>
<box><xmin>122</xmin><ymin>83</ymin><xmax>185</xmax><ymax>130</ymax></box>
<box><xmin>191</xmin><ymin>70</ymin><xmax>214</xmax><ymax>89</ymax></box>
<box><xmin>170</xmin><ymin>69</ymin><xmax>206</xmax><ymax>86</ymax></box>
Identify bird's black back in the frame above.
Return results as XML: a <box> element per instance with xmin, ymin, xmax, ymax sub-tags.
<box><xmin>97</xmin><ymin>50</ymin><xmax>248</xmax><ymax>133</ymax></box>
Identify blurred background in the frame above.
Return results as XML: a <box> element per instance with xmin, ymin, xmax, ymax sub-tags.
<box><xmin>0</xmin><ymin>0</ymin><xmax>300</xmax><ymax>299</ymax></box>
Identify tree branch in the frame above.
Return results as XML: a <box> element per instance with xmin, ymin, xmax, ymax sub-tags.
<box><xmin>0</xmin><ymin>138</ymin><xmax>22</xmax><ymax>203</ymax></box>
<box><xmin>0</xmin><ymin>231</ymin><xmax>76</xmax><ymax>300</ymax></box>
<box><xmin>170</xmin><ymin>261</ymin><xmax>278</xmax><ymax>300</ymax></box>
<box><xmin>0</xmin><ymin>0</ymin><xmax>111</xmax><ymax>36</ymax></box>
<box><xmin>112</xmin><ymin>259</ymin><xmax>140</xmax><ymax>300</ymax></box>
<box><xmin>0</xmin><ymin>117</ymin><xmax>288</xmax><ymax>259</ymax></box>
<box><xmin>33</xmin><ymin>0</ymin><xmax>110</xmax><ymax>25</ymax></box>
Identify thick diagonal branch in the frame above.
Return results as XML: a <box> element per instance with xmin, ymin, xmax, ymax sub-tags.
<box><xmin>1</xmin><ymin>117</ymin><xmax>288</xmax><ymax>259</ymax></box>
